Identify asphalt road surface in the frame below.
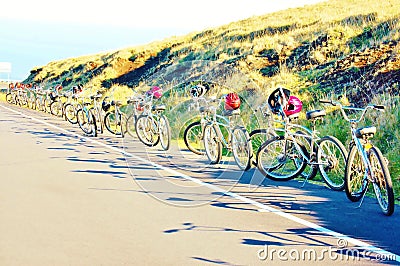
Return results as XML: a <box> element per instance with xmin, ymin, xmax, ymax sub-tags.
<box><xmin>0</xmin><ymin>103</ymin><xmax>399</xmax><ymax>265</ymax></box>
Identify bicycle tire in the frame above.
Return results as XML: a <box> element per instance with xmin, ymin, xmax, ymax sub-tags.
<box><xmin>317</xmin><ymin>136</ymin><xmax>347</xmax><ymax>191</ymax></box>
<box><xmin>159</xmin><ymin>114</ymin><xmax>171</xmax><ymax>150</ymax></box>
<box><xmin>257</xmin><ymin>136</ymin><xmax>307</xmax><ymax>181</ymax></box>
<box><xmin>249</xmin><ymin>129</ymin><xmax>275</xmax><ymax>167</ymax></box>
<box><xmin>126</xmin><ymin>114</ymin><xmax>138</xmax><ymax>138</ymax></box>
<box><xmin>6</xmin><ymin>93</ymin><xmax>13</xmax><ymax>104</ymax></box>
<box><xmin>64</xmin><ymin>103</ymin><xmax>78</xmax><ymax>124</ymax></box>
<box><xmin>183</xmin><ymin>121</ymin><xmax>205</xmax><ymax>155</ymax></box>
<box><xmin>104</xmin><ymin>112</ymin><xmax>122</xmax><ymax>135</ymax></box>
<box><xmin>231</xmin><ymin>126</ymin><xmax>252</xmax><ymax>171</ymax></box>
<box><xmin>135</xmin><ymin>114</ymin><xmax>160</xmax><ymax>147</ymax></box>
<box><xmin>203</xmin><ymin>123</ymin><xmax>222</xmax><ymax>164</ymax></box>
<box><xmin>77</xmin><ymin>108</ymin><xmax>96</xmax><ymax>136</ymax></box>
<box><xmin>50</xmin><ymin>101</ymin><xmax>63</xmax><ymax>117</ymax></box>
<box><xmin>368</xmin><ymin>146</ymin><xmax>394</xmax><ymax>216</ymax></box>
<box><xmin>345</xmin><ymin>145</ymin><xmax>368</xmax><ymax>202</ymax></box>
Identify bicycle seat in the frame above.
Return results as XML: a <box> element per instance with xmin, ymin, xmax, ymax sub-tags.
<box><xmin>90</xmin><ymin>94</ymin><xmax>102</xmax><ymax>100</ymax></box>
<box><xmin>152</xmin><ymin>104</ymin><xmax>166</xmax><ymax>111</ymax></box>
<box><xmin>111</xmin><ymin>100</ymin><xmax>122</xmax><ymax>106</ymax></box>
<box><xmin>355</xmin><ymin>126</ymin><xmax>376</xmax><ymax>138</ymax></box>
<box><xmin>288</xmin><ymin>113</ymin><xmax>299</xmax><ymax>120</ymax></box>
<box><xmin>223</xmin><ymin>109</ymin><xmax>240</xmax><ymax>117</ymax></box>
<box><xmin>127</xmin><ymin>98</ymin><xmax>140</xmax><ymax>104</ymax></box>
<box><xmin>306</xmin><ymin>109</ymin><xmax>326</xmax><ymax>120</ymax></box>
<box><xmin>199</xmin><ymin>106</ymin><xmax>213</xmax><ymax>113</ymax></box>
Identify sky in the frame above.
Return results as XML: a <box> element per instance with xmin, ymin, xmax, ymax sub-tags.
<box><xmin>0</xmin><ymin>0</ymin><xmax>325</xmax><ymax>80</ymax></box>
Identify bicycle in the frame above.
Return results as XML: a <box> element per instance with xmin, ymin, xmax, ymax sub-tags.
<box><xmin>256</xmin><ymin>88</ymin><xmax>347</xmax><ymax>186</ymax></box>
<box><xmin>103</xmin><ymin>98</ymin><xmax>128</xmax><ymax>137</ymax></box>
<box><xmin>321</xmin><ymin>100</ymin><xmax>394</xmax><ymax>216</ymax></box>
<box><xmin>202</xmin><ymin>94</ymin><xmax>252</xmax><ymax>171</ymax></box>
<box><xmin>76</xmin><ymin>93</ymin><xmax>105</xmax><ymax>137</ymax></box>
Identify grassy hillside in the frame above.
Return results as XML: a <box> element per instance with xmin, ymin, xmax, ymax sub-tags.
<box><xmin>23</xmin><ymin>0</ymin><xmax>400</xmax><ymax>195</ymax></box>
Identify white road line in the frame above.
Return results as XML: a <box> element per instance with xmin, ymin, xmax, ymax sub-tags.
<box><xmin>1</xmin><ymin>103</ymin><xmax>399</xmax><ymax>262</ymax></box>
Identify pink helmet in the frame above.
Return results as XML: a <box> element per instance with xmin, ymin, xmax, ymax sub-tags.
<box><xmin>146</xmin><ymin>86</ymin><xmax>163</xmax><ymax>99</ymax></box>
<box><xmin>283</xmin><ymin>95</ymin><xmax>302</xmax><ymax>116</ymax></box>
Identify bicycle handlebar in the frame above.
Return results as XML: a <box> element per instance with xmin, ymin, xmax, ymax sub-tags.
<box><xmin>320</xmin><ymin>99</ymin><xmax>386</xmax><ymax>124</ymax></box>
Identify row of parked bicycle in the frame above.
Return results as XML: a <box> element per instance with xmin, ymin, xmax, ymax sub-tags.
<box><xmin>4</xmin><ymin>83</ymin><xmax>395</xmax><ymax>216</ymax></box>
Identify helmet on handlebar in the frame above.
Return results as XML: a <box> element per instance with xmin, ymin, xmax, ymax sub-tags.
<box><xmin>267</xmin><ymin>87</ymin><xmax>291</xmax><ymax>114</ymax></box>
<box><xmin>283</xmin><ymin>95</ymin><xmax>303</xmax><ymax>116</ymax></box>
<box><xmin>225</xmin><ymin>92</ymin><xmax>241</xmax><ymax>110</ymax></box>
<box><xmin>146</xmin><ymin>86</ymin><xmax>163</xmax><ymax>99</ymax></box>
<box><xmin>190</xmin><ymin>84</ymin><xmax>207</xmax><ymax>98</ymax></box>
<box><xmin>55</xmin><ymin>84</ymin><xmax>63</xmax><ymax>91</ymax></box>
<box><xmin>102</xmin><ymin>97</ymin><xmax>111</xmax><ymax>112</ymax></box>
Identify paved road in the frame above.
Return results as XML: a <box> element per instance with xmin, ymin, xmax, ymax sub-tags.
<box><xmin>0</xmin><ymin>103</ymin><xmax>399</xmax><ymax>265</ymax></box>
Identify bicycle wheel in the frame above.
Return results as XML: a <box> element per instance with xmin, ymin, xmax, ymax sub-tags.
<box><xmin>231</xmin><ymin>126</ymin><xmax>252</xmax><ymax>171</ymax></box>
<box><xmin>203</xmin><ymin>123</ymin><xmax>222</xmax><ymax>164</ymax></box>
<box><xmin>104</xmin><ymin>112</ymin><xmax>122</xmax><ymax>135</ymax></box>
<box><xmin>317</xmin><ymin>136</ymin><xmax>347</xmax><ymax>191</ymax></box>
<box><xmin>64</xmin><ymin>103</ymin><xmax>78</xmax><ymax>124</ymax></box>
<box><xmin>6</xmin><ymin>93</ymin><xmax>13</xmax><ymax>104</ymax></box>
<box><xmin>44</xmin><ymin>98</ymin><xmax>52</xmax><ymax>113</ymax></box>
<box><xmin>257</xmin><ymin>136</ymin><xmax>307</xmax><ymax>181</ymax></box>
<box><xmin>50</xmin><ymin>101</ymin><xmax>63</xmax><ymax>117</ymax></box>
<box><xmin>368</xmin><ymin>146</ymin><xmax>394</xmax><ymax>216</ymax></box>
<box><xmin>249</xmin><ymin>129</ymin><xmax>275</xmax><ymax>167</ymax></box>
<box><xmin>183</xmin><ymin>121</ymin><xmax>205</xmax><ymax>155</ymax></box>
<box><xmin>77</xmin><ymin>108</ymin><xmax>96</xmax><ymax>136</ymax></box>
<box><xmin>135</xmin><ymin>115</ymin><xmax>160</xmax><ymax>146</ymax></box>
<box><xmin>159</xmin><ymin>115</ymin><xmax>171</xmax><ymax>150</ymax></box>
<box><xmin>126</xmin><ymin>114</ymin><xmax>137</xmax><ymax>137</ymax></box>
<box><xmin>295</xmin><ymin>130</ymin><xmax>318</xmax><ymax>180</ymax></box>
<box><xmin>345</xmin><ymin>145</ymin><xmax>368</xmax><ymax>202</ymax></box>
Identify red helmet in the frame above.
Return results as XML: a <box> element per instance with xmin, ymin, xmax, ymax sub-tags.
<box><xmin>55</xmin><ymin>84</ymin><xmax>63</xmax><ymax>91</ymax></box>
<box><xmin>283</xmin><ymin>95</ymin><xmax>302</xmax><ymax>116</ymax></box>
<box><xmin>146</xmin><ymin>86</ymin><xmax>163</xmax><ymax>99</ymax></box>
<box><xmin>225</xmin><ymin>93</ymin><xmax>241</xmax><ymax>110</ymax></box>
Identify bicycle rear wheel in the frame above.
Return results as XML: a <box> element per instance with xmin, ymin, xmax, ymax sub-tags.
<box><xmin>231</xmin><ymin>126</ymin><xmax>252</xmax><ymax>171</ymax></box>
<box><xmin>50</xmin><ymin>101</ymin><xmax>63</xmax><ymax>117</ymax></box>
<box><xmin>317</xmin><ymin>136</ymin><xmax>347</xmax><ymax>191</ymax></box>
<box><xmin>345</xmin><ymin>145</ymin><xmax>368</xmax><ymax>202</ymax></box>
<box><xmin>249</xmin><ymin>129</ymin><xmax>275</xmax><ymax>167</ymax></box>
<box><xmin>135</xmin><ymin>115</ymin><xmax>160</xmax><ymax>147</ymax></box>
<box><xmin>368</xmin><ymin>146</ymin><xmax>394</xmax><ymax>216</ymax></box>
<box><xmin>126</xmin><ymin>114</ymin><xmax>137</xmax><ymax>138</ymax></box>
<box><xmin>203</xmin><ymin>123</ymin><xmax>222</xmax><ymax>164</ymax></box>
<box><xmin>183</xmin><ymin>121</ymin><xmax>205</xmax><ymax>155</ymax></box>
<box><xmin>257</xmin><ymin>136</ymin><xmax>307</xmax><ymax>181</ymax></box>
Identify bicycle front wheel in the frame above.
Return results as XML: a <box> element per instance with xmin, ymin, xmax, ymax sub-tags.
<box><xmin>135</xmin><ymin>115</ymin><xmax>160</xmax><ymax>147</ymax></box>
<box><xmin>317</xmin><ymin>136</ymin><xmax>347</xmax><ymax>191</ymax></box>
<box><xmin>203</xmin><ymin>124</ymin><xmax>222</xmax><ymax>164</ymax></box>
<box><xmin>257</xmin><ymin>136</ymin><xmax>307</xmax><ymax>181</ymax></box>
<box><xmin>104</xmin><ymin>112</ymin><xmax>122</xmax><ymax>135</ymax></box>
<box><xmin>368</xmin><ymin>146</ymin><xmax>394</xmax><ymax>216</ymax></box>
<box><xmin>345</xmin><ymin>145</ymin><xmax>368</xmax><ymax>202</ymax></box>
<box><xmin>50</xmin><ymin>101</ymin><xmax>63</xmax><ymax>117</ymax></box>
<box><xmin>159</xmin><ymin>114</ymin><xmax>171</xmax><ymax>150</ymax></box>
<box><xmin>183</xmin><ymin>121</ymin><xmax>205</xmax><ymax>155</ymax></box>
<box><xmin>231</xmin><ymin>126</ymin><xmax>252</xmax><ymax>171</ymax></box>
<box><xmin>77</xmin><ymin>108</ymin><xmax>96</xmax><ymax>136</ymax></box>
<box><xmin>64</xmin><ymin>103</ymin><xmax>78</xmax><ymax>124</ymax></box>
